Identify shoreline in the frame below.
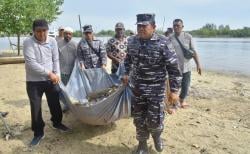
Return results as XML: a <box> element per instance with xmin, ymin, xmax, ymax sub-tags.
<box><xmin>196</xmin><ymin>68</ymin><xmax>250</xmax><ymax>78</ymax></box>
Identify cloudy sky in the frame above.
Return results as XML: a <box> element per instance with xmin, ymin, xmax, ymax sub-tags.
<box><xmin>51</xmin><ymin>0</ymin><xmax>250</xmax><ymax>32</ymax></box>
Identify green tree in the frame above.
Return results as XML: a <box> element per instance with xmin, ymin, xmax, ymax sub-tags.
<box><xmin>202</xmin><ymin>23</ymin><xmax>217</xmax><ymax>30</ymax></box>
<box><xmin>97</xmin><ymin>30</ymin><xmax>115</xmax><ymax>36</ymax></box>
<box><xmin>0</xmin><ymin>0</ymin><xmax>64</xmax><ymax>55</ymax></box>
<box><xmin>125</xmin><ymin>29</ymin><xmax>135</xmax><ymax>36</ymax></box>
<box><xmin>73</xmin><ymin>30</ymin><xmax>83</xmax><ymax>37</ymax></box>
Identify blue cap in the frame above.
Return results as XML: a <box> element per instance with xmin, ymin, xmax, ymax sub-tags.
<box><xmin>83</xmin><ymin>25</ymin><xmax>93</xmax><ymax>33</ymax></box>
<box><xmin>136</xmin><ymin>13</ymin><xmax>155</xmax><ymax>25</ymax></box>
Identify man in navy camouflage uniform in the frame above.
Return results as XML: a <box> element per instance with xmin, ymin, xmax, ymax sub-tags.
<box><xmin>122</xmin><ymin>14</ymin><xmax>182</xmax><ymax>153</ymax></box>
<box><xmin>77</xmin><ymin>25</ymin><xmax>107</xmax><ymax>70</ymax></box>
<box><xmin>106</xmin><ymin>22</ymin><xmax>128</xmax><ymax>74</ymax></box>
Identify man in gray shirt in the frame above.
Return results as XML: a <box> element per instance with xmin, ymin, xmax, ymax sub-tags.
<box><xmin>23</xmin><ymin>19</ymin><xmax>70</xmax><ymax>147</ymax></box>
<box><xmin>58</xmin><ymin>26</ymin><xmax>77</xmax><ymax>85</ymax></box>
<box><xmin>170</xmin><ymin>19</ymin><xmax>202</xmax><ymax>108</ymax></box>
<box><xmin>58</xmin><ymin>26</ymin><xmax>77</xmax><ymax>113</ymax></box>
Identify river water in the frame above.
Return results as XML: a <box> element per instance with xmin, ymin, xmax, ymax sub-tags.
<box><xmin>1</xmin><ymin>37</ymin><xmax>250</xmax><ymax>75</ymax></box>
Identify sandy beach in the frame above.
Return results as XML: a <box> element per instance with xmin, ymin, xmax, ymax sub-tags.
<box><xmin>0</xmin><ymin>63</ymin><xmax>250</xmax><ymax>154</ymax></box>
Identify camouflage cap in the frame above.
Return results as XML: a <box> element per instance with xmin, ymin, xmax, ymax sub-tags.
<box><xmin>115</xmin><ymin>22</ymin><xmax>125</xmax><ymax>29</ymax></box>
<box><xmin>83</xmin><ymin>25</ymin><xmax>93</xmax><ymax>33</ymax></box>
<box><xmin>136</xmin><ymin>13</ymin><xmax>155</xmax><ymax>25</ymax></box>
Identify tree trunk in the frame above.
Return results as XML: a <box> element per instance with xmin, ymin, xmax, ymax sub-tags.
<box><xmin>17</xmin><ymin>34</ymin><xmax>20</xmax><ymax>56</ymax></box>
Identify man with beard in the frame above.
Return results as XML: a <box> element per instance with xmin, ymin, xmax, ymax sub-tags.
<box><xmin>58</xmin><ymin>27</ymin><xmax>77</xmax><ymax>85</ymax></box>
<box><xmin>57</xmin><ymin>27</ymin><xmax>77</xmax><ymax>112</ymax></box>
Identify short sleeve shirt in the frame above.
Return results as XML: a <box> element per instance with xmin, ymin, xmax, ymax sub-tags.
<box><xmin>170</xmin><ymin>32</ymin><xmax>196</xmax><ymax>73</ymax></box>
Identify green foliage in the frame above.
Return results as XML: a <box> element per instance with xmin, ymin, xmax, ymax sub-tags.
<box><xmin>96</xmin><ymin>30</ymin><xmax>115</xmax><ymax>36</ymax></box>
<box><xmin>190</xmin><ymin>23</ymin><xmax>250</xmax><ymax>37</ymax></box>
<box><xmin>155</xmin><ymin>29</ymin><xmax>164</xmax><ymax>35</ymax></box>
<box><xmin>0</xmin><ymin>0</ymin><xmax>64</xmax><ymax>35</ymax></box>
<box><xmin>72</xmin><ymin>30</ymin><xmax>82</xmax><ymax>37</ymax></box>
<box><xmin>0</xmin><ymin>0</ymin><xmax>64</xmax><ymax>55</ymax></box>
<box><xmin>95</xmin><ymin>29</ymin><xmax>136</xmax><ymax>36</ymax></box>
<box><xmin>125</xmin><ymin>29</ymin><xmax>135</xmax><ymax>36</ymax></box>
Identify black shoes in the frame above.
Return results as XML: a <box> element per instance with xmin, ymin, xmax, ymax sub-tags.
<box><xmin>153</xmin><ymin>136</ymin><xmax>164</xmax><ymax>152</ymax></box>
<box><xmin>0</xmin><ymin>112</ymin><xmax>8</xmax><ymax>117</ymax></box>
<box><xmin>29</xmin><ymin>134</ymin><xmax>45</xmax><ymax>147</ymax></box>
<box><xmin>52</xmin><ymin>123</ymin><xmax>71</xmax><ymax>133</ymax></box>
<box><xmin>136</xmin><ymin>141</ymin><xmax>149</xmax><ymax>154</ymax></box>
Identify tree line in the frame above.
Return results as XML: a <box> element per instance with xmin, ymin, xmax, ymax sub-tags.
<box><xmin>72</xmin><ymin>29</ymin><xmax>135</xmax><ymax>37</ymax></box>
<box><xmin>73</xmin><ymin>24</ymin><xmax>250</xmax><ymax>38</ymax></box>
<box><xmin>189</xmin><ymin>23</ymin><xmax>250</xmax><ymax>37</ymax></box>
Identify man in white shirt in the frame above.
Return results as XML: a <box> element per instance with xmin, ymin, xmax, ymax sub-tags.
<box><xmin>58</xmin><ymin>26</ymin><xmax>77</xmax><ymax>85</ymax></box>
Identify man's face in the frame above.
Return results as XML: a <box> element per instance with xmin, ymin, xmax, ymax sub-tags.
<box><xmin>84</xmin><ymin>32</ymin><xmax>93</xmax><ymax>41</ymax></box>
<box><xmin>64</xmin><ymin>31</ymin><xmax>73</xmax><ymax>42</ymax></box>
<box><xmin>137</xmin><ymin>24</ymin><xmax>155</xmax><ymax>39</ymax></box>
<box><xmin>59</xmin><ymin>29</ymin><xmax>64</xmax><ymax>37</ymax></box>
<box><xmin>34</xmin><ymin>28</ymin><xmax>48</xmax><ymax>42</ymax></box>
<box><xmin>173</xmin><ymin>21</ymin><xmax>184</xmax><ymax>34</ymax></box>
<box><xmin>115</xmin><ymin>28</ymin><xmax>124</xmax><ymax>37</ymax></box>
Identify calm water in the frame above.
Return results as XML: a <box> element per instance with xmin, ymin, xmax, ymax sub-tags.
<box><xmin>1</xmin><ymin>37</ymin><xmax>250</xmax><ymax>75</ymax></box>
<box><xmin>194</xmin><ymin>38</ymin><xmax>250</xmax><ymax>75</ymax></box>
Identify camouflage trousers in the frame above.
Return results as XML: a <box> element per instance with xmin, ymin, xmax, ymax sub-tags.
<box><xmin>132</xmin><ymin>84</ymin><xmax>165</xmax><ymax>141</ymax></box>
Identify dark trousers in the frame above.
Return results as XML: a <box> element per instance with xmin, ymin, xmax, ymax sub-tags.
<box><xmin>179</xmin><ymin>71</ymin><xmax>191</xmax><ymax>100</ymax></box>
<box><xmin>26</xmin><ymin>81</ymin><xmax>62</xmax><ymax>137</ymax></box>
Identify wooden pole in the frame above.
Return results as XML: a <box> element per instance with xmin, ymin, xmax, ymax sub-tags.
<box><xmin>78</xmin><ymin>15</ymin><xmax>83</xmax><ymax>37</ymax></box>
<box><xmin>162</xmin><ymin>16</ymin><xmax>165</xmax><ymax>32</ymax></box>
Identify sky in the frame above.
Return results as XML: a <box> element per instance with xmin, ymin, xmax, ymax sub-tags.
<box><xmin>51</xmin><ymin>0</ymin><xmax>250</xmax><ymax>32</ymax></box>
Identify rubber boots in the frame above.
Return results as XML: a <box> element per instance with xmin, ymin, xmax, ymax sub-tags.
<box><xmin>135</xmin><ymin>140</ymin><xmax>149</xmax><ymax>154</ymax></box>
<box><xmin>152</xmin><ymin>133</ymin><xmax>164</xmax><ymax>152</ymax></box>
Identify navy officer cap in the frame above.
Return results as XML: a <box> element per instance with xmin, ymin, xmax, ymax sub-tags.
<box><xmin>83</xmin><ymin>25</ymin><xmax>93</xmax><ymax>33</ymax></box>
<box><xmin>136</xmin><ymin>13</ymin><xmax>155</xmax><ymax>25</ymax></box>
